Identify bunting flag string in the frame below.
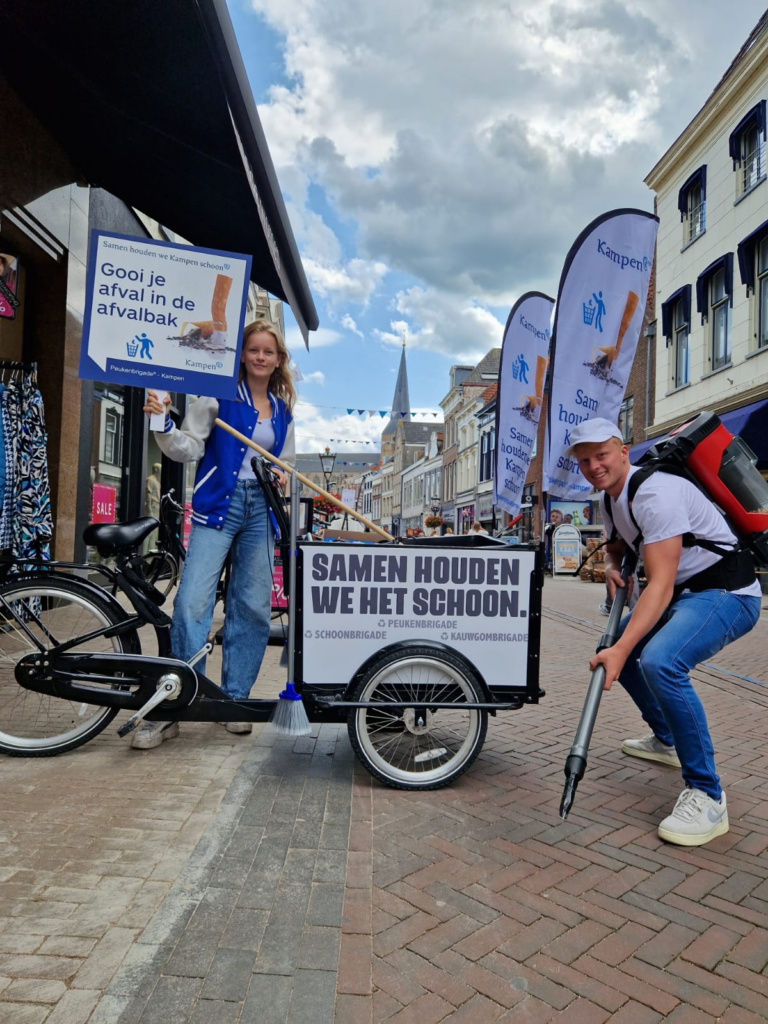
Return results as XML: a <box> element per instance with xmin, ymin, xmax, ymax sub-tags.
<box><xmin>295</xmin><ymin>401</ymin><xmax>441</xmax><ymax>419</ymax></box>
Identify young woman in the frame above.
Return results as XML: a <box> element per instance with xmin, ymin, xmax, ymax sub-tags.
<box><xmin>133</xmin><ymin>320</ymin><xmax>295</xmax><ymax>749</ymax></box>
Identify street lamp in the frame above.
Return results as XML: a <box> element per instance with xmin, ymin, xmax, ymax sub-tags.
<box><xmin>319</xmin><ymin>447</ymin><xmax>336</xmax><ymax>492</ymax></box>
<box><xmin>430</xmin><ymin>494</ymin><xmax>441</xmax><ymax>516</ymax></box>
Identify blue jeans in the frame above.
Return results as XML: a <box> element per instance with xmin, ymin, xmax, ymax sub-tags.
<box><xmin>172</xmin><ymin>480</ymin><xmax>274</xmax><ymax>700</ymax></box>
<box><xmin>617</xmin><ymin>590</ymin><xmax>761</xmax><ymax>799</ymax></box>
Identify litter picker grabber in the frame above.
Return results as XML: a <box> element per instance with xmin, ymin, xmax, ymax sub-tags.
<box><xmin>214</xmin><ymin>418</ymin><xmax>392</xmax><ymax>540</ymax></box>
<box><xmin>559</xmin><ymin>548</ymin><xmax>638</xmax><ymax>819</ymax></box>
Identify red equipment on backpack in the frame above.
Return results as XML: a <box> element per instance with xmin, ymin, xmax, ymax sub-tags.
<box><xmin>640</xmin><ymin>411</ymin><xmax>768</xmax><ymax>567</ymax></box>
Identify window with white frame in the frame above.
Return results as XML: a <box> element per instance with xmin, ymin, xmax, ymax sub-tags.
<box><xmin>731</xmin><ymin>102</ymin><xmax>767</xmax><ymax>200</ymax></box>
<box><xmin>103</xmin><ymin>406</ymin><xmax>123</xmax><ymax>465</ymax></box>
<box><xmin>678</xmin><ymin>169</ymin><xmax>706</xmax><ymax>246</ymax></box>
<box><xmin>709</xmin><ymin>268</ymin><xmax>731</xmax><ymax>370</ymax></box>
<box><xmin>673</xmin><ymin>297</ymin><xmax>690</xmax><ymax>389</ymax></box>
<box><xmin>758</xmin><ymin>237</ymin><xmax>768</xmax><ymax>350</ymax></box>
<box><xmin>741</xmin><ymin>124</ymin><xmax>764</xmax><ymax>195</ymax></box>
<box><xmin>618</xmin><ymin>396</ymin><xmax>634</xmax><ymax>444</ymax></box>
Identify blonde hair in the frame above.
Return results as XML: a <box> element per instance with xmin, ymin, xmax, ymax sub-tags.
<box><xmin>239</xmin><ymin>320</ymin><xmax>296</xmax><ymax>412</ymax></box>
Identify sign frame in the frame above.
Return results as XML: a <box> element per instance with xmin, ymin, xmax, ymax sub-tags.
<box><xmin>79</xmin><ymin>230</ymin><xmax>253</xmax><ymax>399</ymax></box>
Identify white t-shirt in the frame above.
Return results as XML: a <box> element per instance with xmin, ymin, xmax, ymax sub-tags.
<box><xmin>238</xmin><ymin>414</ymin><xmax>276</xmax><ymax>479</ymax></box>
<box><xmin>600</xmin><ymin>466</ymin><xmax>761</xmax><ymax>596</ymax></box>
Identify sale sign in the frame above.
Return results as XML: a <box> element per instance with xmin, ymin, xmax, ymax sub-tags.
<box><xmin>92</xmin><ymin>483</ymin><xmax>117</xmax><ymax>523</ymax></box>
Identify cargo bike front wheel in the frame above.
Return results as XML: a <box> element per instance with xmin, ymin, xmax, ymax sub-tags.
<box><xmin>347</xmin><ymin>646</ymin><xmax>488</xmax><ymax>790</ymax></box>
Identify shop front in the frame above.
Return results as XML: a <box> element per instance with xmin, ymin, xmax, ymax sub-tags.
<box><xmin>456</xmin><ymin>503</ymin><xmax>476</xmax><ymax>534</ymax></box>
<box><xmin>1</xmin><ymin>0</ymin><xmax>318</xmax><ymax>560</ymax></box>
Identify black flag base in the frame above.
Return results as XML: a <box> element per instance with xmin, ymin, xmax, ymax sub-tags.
<box><xmin>559</xmin><ymin>550</ymin><xmax>638</xmax><ymax>820</ymax></box>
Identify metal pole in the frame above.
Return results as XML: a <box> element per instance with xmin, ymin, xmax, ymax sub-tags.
<box><xmin>287</xmin><ymin>468</ymin><xmax>300</xmax><ymax>686</ymax></box>
<box><xmin>560</xmin><ymin>549</ymin><xmax>638</xmax><ymax>819</ymax></box>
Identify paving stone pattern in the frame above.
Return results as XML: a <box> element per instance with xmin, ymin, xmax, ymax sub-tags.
<box><xmin>2</xmin><ymin>581</ymin><xmax>768</xmax><ymax>1021</ymax></box>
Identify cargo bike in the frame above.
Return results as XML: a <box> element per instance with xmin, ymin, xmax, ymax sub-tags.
<box><xmin>0</xmin><ymin>433</ymin><xmax>544</xmax><ymax>791</ymax></box>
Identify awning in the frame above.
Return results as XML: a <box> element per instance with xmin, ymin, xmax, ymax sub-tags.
<box><xmin>695</xmin><ymin>253</ymin><xmax>733</xmax><ymax>321</ymax></box>
<box><xmin>0</xmin><ymin>0</ymin><xmax>318</xmax><ymax>344</ymax></box>
<box><xmin>737</xmin><ymin>217</ymin><xmax>768</xmax><ymax>295</ymax></box>
<box><xmin>660</xmin><ymin>284</ymin><xmax>691</xmax><ymax>340</ymax></box>
<box><xmin>729</xmin><ymin>100</ymin><xmax>767</xmax><ymax>165</ymax></box>
<box><xmin>630</xmin><ymin>398</ymin><xmax>768</xmax><ymax>467</ymax></box>
<box><xmin>677</xmin><ymin>165</ymin><xmax>707</xmax><ymax>221</ymax></box>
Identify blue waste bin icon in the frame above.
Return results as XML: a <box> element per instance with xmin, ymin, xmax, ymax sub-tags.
<box><xmin>583</xmin><ymin>301</ymin><xmax>595</xmax><ymax>326</ymax></box>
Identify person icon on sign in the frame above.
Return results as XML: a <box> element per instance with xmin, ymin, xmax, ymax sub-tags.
<box><xmin>138</xmin><ymin>333</ymin><xmax>154</xmax><ymax>360</ymax></box>
<box><xmin>592</xmin><ymin>292</ymin><xmax>606</xmax><ymax>333</ymax></box>
<box><xmin>517</xmin><ymin>353</ymin><xmax>530</xmax><ymax>385</ymax></box>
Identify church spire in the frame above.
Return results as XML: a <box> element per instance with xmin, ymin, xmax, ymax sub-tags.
<box><xmin>382</xmin><ymin>342</ymin><xmax>411</xmax><ymax>439</ymax></box>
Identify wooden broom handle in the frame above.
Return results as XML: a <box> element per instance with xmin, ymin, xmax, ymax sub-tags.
<box><xmin>214</xmin><ymin>418</ymin><xmax>393</xmax><ymax>541</ymax></box>
<box><xmin>615</xmin><ymin>291</ymin><xmax>639</xmax><ymax>353</ymax></box>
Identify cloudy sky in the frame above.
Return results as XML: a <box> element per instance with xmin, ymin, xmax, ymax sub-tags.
<box><xmin>229</xmin><ymin>0</ymin><xmax>767</xmax><ymax>452</ymax></box>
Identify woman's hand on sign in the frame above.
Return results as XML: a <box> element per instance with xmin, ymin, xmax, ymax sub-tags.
<box><xmin>143</xmin><ymin>390</ymin><xmax>171</xmax><ymax>419</ymax></box>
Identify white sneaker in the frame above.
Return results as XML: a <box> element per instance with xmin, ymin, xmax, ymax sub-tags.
<box><xmin>598</xmin><ymin>603</ymin><xmax>611</xmax><ymax>616</ymax></box>
<box><xmin>658</xmin><ymin>788</ymin><xmax>728</xmax><ymax>846</ymax></box>
<box><xmin>131</xmin><ymin>721</ymin><xmax>179</xmax><ymax>750</ymax></box>
<box><xmin>218</xmin><ymin>721</ymin><xmax>253</xmax><ymax>735</ymax></box>
<box><xmin>622</xmin><ymin>732</ymin><xmax>681</xmax><ymax>768</ymax></box>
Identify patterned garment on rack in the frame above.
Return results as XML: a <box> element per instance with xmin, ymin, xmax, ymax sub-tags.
<box><xmin>0</xmin><ymin>386</ymin><xmax>13</xmax><ymax>551</ymax></box>
<box><xmin>5</xmin><ymin>372</ymin><xmax>52</xmax><ymax>566</ymax></box>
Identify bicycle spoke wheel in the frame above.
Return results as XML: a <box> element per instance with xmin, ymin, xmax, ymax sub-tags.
<box><xmin>347</xmin><ymin>647</ymin><xmax>487</xmax><ymax>790</ymax></box>
<box><xmin>140</xmin><ymin>551</ymin><xmax>179</xmax><ymax>597</ymax></box>
<box><xmin>0</xmin><ymin>578</ymin><xmax>139</xmax><ymax>756</ymax></box>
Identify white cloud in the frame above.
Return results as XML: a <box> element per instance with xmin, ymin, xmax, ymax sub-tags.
<box><xmin>301</xmin><ymin>370</ymin><xmax>326</xmax><ymax>385</ymax></box>
<box><xmin>293</xmin><ymin>399</ymin><xmax>383</xmax><ymax>451</ymax></box>
<box><xmin>374</xmin><ymin>288</ymin><xmax>504</xmax><ymax>362</ymax></box>
<box><xmin>250</xmin><ymin>0</ymin><xmax>766</xmax><ymax>337</ymax></box>
<box><xmin>286</xmin><ymin>325</ymin><xmax>342</xmax><ymax>353</ymax></box>
<box><xmin>302</xmin><ymin>256</ymin><xmax>386</xmax><ymax>307</ymax></box>
<box><xmin>341</xmin><ymin>313</ymin><xmax>363</xmax><ymax>337</ymax></box>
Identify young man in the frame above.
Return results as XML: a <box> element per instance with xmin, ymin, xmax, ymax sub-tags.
<box><xmin>566</xmin><ymin>418</ymin><xmax>761</xmax><ymax>846</ymax></box>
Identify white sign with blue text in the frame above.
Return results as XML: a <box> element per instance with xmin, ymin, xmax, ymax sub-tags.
<box><xmin>494</xmin><ymin>291</ymin><xmax>554</xmax><ymax>516</ymax></box>
<box><xmin>545</xmin><ymin>210</ymin><xmax>658</xmax><ymax>499</ymax></box>
<box><xmin>301</xmin><ymin>544</ymin><xmax>536</xmax><ymax>687</ymax></box>
<box><xmin>79</xmin><ymin>231</ymin><xmax>252</xmax><ymax>399</ymax></box>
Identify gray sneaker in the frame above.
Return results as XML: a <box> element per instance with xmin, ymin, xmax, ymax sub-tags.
<box><xmin>658</xmin><ymin>788</ymin><xmax>728</xmax><ymax>846</ymax></box>
<box><xmin>131</xmin><ymin>721</ymin><xmax>179</xmax><ymax>750</ymax></box>
<box><xmin>218</xmin><ymin>721</ymin><xmax>253</xmax><ymax>735</ymax></box>
<box><xmin>622</xmin><ymin>732</ymin><xmax>681</xmax><ymax>767</ymax></box>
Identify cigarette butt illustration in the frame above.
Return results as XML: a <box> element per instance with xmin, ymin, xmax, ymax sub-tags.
<box><xmin>592</xmin><ymin>291</ymin><xmax>639</xmax><ymax>370</ymax></box>
<box><xmin>520</xmin><ymin>355</ymin><xmax>548</xmax><ymax>414</ymax></box>
<box><xmin>181</xmin><ymin>274</ymin><xmax>233</xmax><ymax>349</ymax></box>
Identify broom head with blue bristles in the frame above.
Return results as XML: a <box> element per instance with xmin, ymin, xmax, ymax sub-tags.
<box><xmin>269</xmin><ymin>681</ymin><xmax>312</xmax><ymax>736</ymax></box>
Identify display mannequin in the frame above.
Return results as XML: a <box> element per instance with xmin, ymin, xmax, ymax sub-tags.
<box><xmin>145</xmin><ymin>463</ymin><xmax>161</xmax><ymax>519</ymax></box>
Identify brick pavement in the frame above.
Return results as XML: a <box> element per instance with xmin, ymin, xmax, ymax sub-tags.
<box><xmin>2</xmin><ymin>578</ymin><xmax>768</xmax><ymax>1020</ymax></box>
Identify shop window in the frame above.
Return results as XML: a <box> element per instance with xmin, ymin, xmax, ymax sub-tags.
<box><xmin>618</xmin><ymin>396</ymin><xmax>634</xmax><ymax>443</ymax></box>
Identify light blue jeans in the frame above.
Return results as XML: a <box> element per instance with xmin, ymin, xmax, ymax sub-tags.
<box><xmin>172</xmin><ymin>480</ymin><xmax>274</xmax><ymax>700</ymax></box>
<box><xmin>617</xmin><ymin>589</ymin><xmax>761</xmax><ymax>799</ymax></box>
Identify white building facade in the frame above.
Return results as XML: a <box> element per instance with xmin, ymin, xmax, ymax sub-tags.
<box><xmin>644</xmin><ymin>15</ymin><xmax>768</xmax><ymax>465</ymax></box>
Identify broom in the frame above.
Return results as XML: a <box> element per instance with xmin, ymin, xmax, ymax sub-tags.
<box><xmin>269</xmin><ymin>467</ymin><xmax>311</xmax><ymax>736</ymax></box>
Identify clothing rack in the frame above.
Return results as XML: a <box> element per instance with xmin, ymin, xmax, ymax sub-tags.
<box><xmin>0</xmin><ymin>360</ymin><xmax>36</xmax><ymax>370</ymax></box>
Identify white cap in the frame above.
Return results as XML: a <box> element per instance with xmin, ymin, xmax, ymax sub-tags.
<box><xmin>564</xmin><ymin>417</ymin><xmax>623</xmax><ymax>456</ymax></box>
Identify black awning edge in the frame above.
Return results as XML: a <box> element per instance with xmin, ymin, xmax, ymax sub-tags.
<box><xmin>695</xmin><ymin>253</ymin><xmax>733</xmax><ymax>322</ymax></box>
<box><xmin>660</xmin><ymin>283</ymin><xmax>691</xmax><ymax>341</ymax></box>
<box><xmin>677</xmin><ymin>165</ymin><xmax>707</xmax><ymax>221</ymax></box>
<box><xmin>729</xmin><ymin>99</ymin><xmax>767</xmax><ymax>165</ymax></box>
<box><xmin>196</xmin><ymin>0</ymin><xmax>318</xmax><ymax>345</ymax></box>
<box><xmin>737</xmin><ymin>217</ymin><xmax>768</xmax><ymax>295</ymax></box>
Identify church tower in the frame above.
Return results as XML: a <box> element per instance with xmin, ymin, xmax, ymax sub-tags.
<box><xmin>380</xmin><ymin>341</ymin><xmax>410</xmax><ymax>457</ymax></box>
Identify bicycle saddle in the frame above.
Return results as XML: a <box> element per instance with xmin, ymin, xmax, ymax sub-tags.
<box><xmin>83</xmin><ymin>517</ymin><xmax>160</xmax><ymax>557</ymax></box>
